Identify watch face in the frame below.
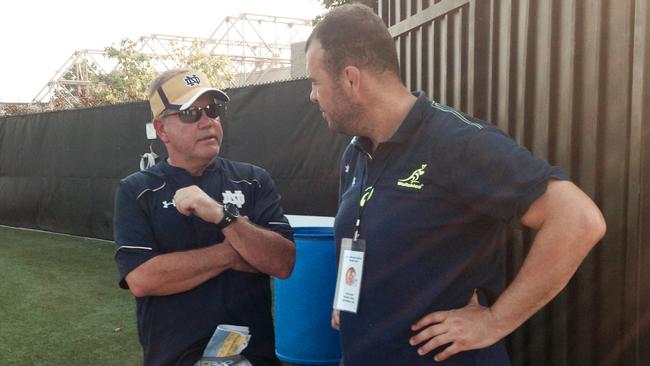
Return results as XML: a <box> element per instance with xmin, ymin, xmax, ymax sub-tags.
<box><xmin>217</xmin><ymin>203</ymin><xmax>240</xmax><ymax>228</ymax></box>
<box><xmin>224</xmin><ymin>203</ymin><xmax>240</xmax><ymax>218</ymax></box>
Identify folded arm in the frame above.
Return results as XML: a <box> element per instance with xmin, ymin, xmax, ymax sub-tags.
<box><xmin>125</xmin><ymin>240</ymin><xmax>255</xmax><ymax>297</ymax></box>
<box><xmin>174</xmin><ymin>185</ymin><xmax>296</xmax><ymax>279</ymax></box>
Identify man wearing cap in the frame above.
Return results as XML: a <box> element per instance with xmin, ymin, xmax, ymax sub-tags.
<box><xmin>113</xmin><ymin>68</ymin><xmax>295</xmax><ymax>366</ymax></box>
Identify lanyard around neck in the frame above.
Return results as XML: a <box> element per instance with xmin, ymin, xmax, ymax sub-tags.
<box><xmin>353</xmin><ymin>145</ymin><xmax>394</xmax><ymax>240</ymax></box>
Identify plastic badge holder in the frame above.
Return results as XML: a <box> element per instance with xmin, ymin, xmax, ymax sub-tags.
<box><xmin>196</xmin><ymin>325</ymin><xmax>253</xmax><ymax>366</ymax></box>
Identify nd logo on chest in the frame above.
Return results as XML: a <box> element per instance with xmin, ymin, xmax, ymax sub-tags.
<box><xmin>221</xmin><ymin>190</ymin><xmax>245</xmax><ymax>208</ymax></box>
<box><xmin>161</xmin><ymin>190</ymin><xmax>246</xmax><ymax>209</ymax></box>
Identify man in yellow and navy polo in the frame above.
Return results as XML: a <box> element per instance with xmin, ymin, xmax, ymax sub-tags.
<box><xmin>306</xmin><ymin>4</ymin><xmax>606</xmax><ymax>366</ymax></box>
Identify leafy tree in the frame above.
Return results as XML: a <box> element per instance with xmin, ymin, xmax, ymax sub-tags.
<box><xmin>44</xmin><ymin>38</ymin><xmax>233</xmax><ymax>111</ymax></box>
<box><xmin>90</xmin><ymin>38</ymin><xmax>158</xmax><ymax>105</ymax></box>
<box><xmin>0</xmin><ymin>104</ymin><xmax>32</xmax><ymax>117</ymax></box>
<box><xmin>170</xmin><ymin>40</ymin><xmax>233</xmax><ymax>89</ymax></box>
<box><xmin>313</xmin><ymin>0</ymin><xmax>378</xmax><ymax>24</ymax></box>
<box><xmin>321</xmin><ymin>0</ymin><xmax>376</xmax><ymax>9</ymax></box>
<box><xmin>3</xmin><ymin>38</ymin><xmax>232</xmax><ymax>116</ymax></box>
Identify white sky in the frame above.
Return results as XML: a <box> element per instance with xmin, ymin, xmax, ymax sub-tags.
<box><xmin>0</xmin><ymin>0</ymin><xmax>325</xmax><ymax>103</ymax></box>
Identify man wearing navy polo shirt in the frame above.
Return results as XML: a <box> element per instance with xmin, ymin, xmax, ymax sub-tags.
<box><xmin>113</xmin><ymin>68</ymin><xmax>295</xmax><ymax>366</ymax></box>
<box><xmin>305</xmin><ymin>4</ymin><xmax>606</xmax><ymax>366</ymax></box>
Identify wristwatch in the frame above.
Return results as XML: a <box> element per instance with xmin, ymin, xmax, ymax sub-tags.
<box><xmin>216</xmin><ymin>202</ymin><xmax>240</xmax><ymax>229</ymax></box>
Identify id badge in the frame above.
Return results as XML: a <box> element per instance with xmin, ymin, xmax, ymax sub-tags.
<box><xmin>333</xmin><ymin>238</ymin><xmax>366</xmax><ymax>313</ymax></box>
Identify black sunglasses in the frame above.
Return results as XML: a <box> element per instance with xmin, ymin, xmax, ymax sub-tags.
<box><xmin>161</xmin><ymin>102</ymin><xmax>225</xmax><ymax>123</ymax></box>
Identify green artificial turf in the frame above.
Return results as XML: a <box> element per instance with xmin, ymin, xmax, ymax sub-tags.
<box><xmin>0</xmin><ymin>226</ymin><xmax>329</xmax><ymax>366</ymax></box>
<box><xmin>0</xmin><ymin>226</ymin><xmax>141</xmax><ymax>365</ymax></box>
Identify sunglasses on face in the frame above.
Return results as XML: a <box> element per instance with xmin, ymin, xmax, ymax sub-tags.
<box><xmin>160</xmin><ymin>102</ymin><xmax>225</xmax><ymax>123</ymax></box>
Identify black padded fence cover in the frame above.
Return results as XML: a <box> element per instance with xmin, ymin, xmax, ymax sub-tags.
<box><xmin>0</xmin><ymin>79</ymin><xmax>349</xmax><ymax>240</ymax></box>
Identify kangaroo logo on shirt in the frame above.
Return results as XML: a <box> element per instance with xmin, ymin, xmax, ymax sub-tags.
<box><xmin>222</xmin><ymin>190</ymin><xmax>245</xmax><ymax>208</ymax></box>
<box><xmin>397</xmin><ymin>164</ymin><xmax>427</xmax><ymax>189</ymax></box>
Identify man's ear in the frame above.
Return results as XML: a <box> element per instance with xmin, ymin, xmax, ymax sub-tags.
<box><xmin>342</xmin><ymin>65</ymin><xmax>361</xmax><ymax>94</ymax></box>
<box><xmin>153</xmin><ymin>118</ymin><xmax>169</xmax><ymax>143</ymax></box>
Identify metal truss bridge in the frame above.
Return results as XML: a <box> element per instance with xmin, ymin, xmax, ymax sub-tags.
<box><xmin>33</xmin><ymin>13</ymin><xmax>313</xmax><ymax>106</ymax></box>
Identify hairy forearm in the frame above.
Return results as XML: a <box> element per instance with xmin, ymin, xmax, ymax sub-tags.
<box><xmin>491</xmin><ymin>229</ymin><xmax>593</xmax><ymax>336</ymax></box>
<box><xmin>125</xmin><ymin>243</ymin><xmax>235</xmax><ymax>297</ymax></box>
<box><xmin>224</xmin><ymin>218</ymin><xmax>295</xmax><ymax>279</ymax></box>
<box><xmin>491</xmin><ymin>183</ymin><xmax>606</xmax><ymax>337</ymax></box>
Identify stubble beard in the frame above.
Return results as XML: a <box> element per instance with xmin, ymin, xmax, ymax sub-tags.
<box><xmin>326</xmin><ymin>93</ymin><xmax>365</xmax><ymax>137</ymax></box>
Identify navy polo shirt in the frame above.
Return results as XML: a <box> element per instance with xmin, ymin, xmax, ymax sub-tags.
<box><xmin>334</xmin><ymin>92</ymin><xmax>568</xmax><ymax>365</ymax></box>
<box><xmin>114</xmin><ymin>157</ymin><xmax>292</xmax><ymax>366</ymax></box>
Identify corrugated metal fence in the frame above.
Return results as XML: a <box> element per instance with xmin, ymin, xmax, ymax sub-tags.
<box><xmin>379</xmin><ymin>0</ymin><xmax>650</xmax><ymax>364</ymax></box>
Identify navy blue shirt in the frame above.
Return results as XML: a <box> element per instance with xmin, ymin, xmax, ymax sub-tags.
<box><xmin>334</xmin><ymin>92</ymin><xmax>568</xmax><ymax>365</ymax></box>
<box><xmin>114</xmin><ymin>158</ymin><xmax>293</xmax><ymax>366</ymax></box>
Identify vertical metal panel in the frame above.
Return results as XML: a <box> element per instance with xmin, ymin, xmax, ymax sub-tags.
<box><xmin>380</xmin><ymin>0</ymin><xmax>650</xmax><ymax>364</ymax></box>
<box><xmin>395</xmin><ymin>36</ymin><xmax>404</xmax><ymax>82</ymax></box>
<box><xmin>530</xmin><ymin>0</ymin><xmax>551</xmax><ymax>159</ymax></box>
<box><xmin>378</xmin><ymin>0</ymin><xmax>388</xmax><ymax>27</ymax></box>
<box><xmin>404</xmin><ymin>31</ymin><xmax>413</xmax><ymax>90</ymax></box>
<box><xmin>434</xmin><ymin>20</ymin><xmax>442</xmax><ymax>101</ymax></box>
<box><xmin>630</xmin><ymin>1</ymin><xmax>650</xmax><ymax>365</ymax></box>
<box><xmin>460</xmin><ymin>8</ymin><xmax>469</xmax><ymax>111</ymax></box>
<box><xmin>548</xmin><ymin>1</ymin><xmax>574</xmax><ymax>364</ymax></box>
<box><xmin>571</xmin><ymin>1</ymin><xmax>602</xmax><ymax>363</ymax></box>
<box><xmin>415</xmin><ymin>27</ymin><xmax>423</xmax><ymax>91</ymax></box>
<box><xmin>439</xmin><ymin>13</ymin><xmax>449</xmax><ymax>104</ymax></box>
<box><xmin>486</xmin><ymin>0</ymin><xmax>497</xmax><ymax>124</ymax></box>
<box><xmin>514</xmin><ymin>0</ymin><xmax>530</xmax><ymax>145</ymax></box>
<box><xmin>452</xmin><ymin>9</ymin><xmax>462</xmax><ymax>109</ymax></box>
<box><xmin>598</xmin><ymin>0</ymin><xmax>634</xmax><ymax>364</ymax></box>
<box><xmin>452</xmin><ymin>7</ymin><xmax>468</xmax><ymax>110</ymax></box>
<box><xmin>504</xmin><ymin>6</ymin><xmax>528</xmax><ymax>359</ymax></box>
<box><xmin>491</xmin><ymin>0</ymin><xmax>508</xmax><ymax>137</ymax></box>
<box><xmin>555</xmin><ymin>0</ymin><xmax>576</xmax><ymax>174</ymax></box>
<box><xmin>427</xmin><ymin>22</ymin><xmax>436</xmax><ymax>99</ymax></box>
<box><xmin>468</xmin><ymin>0</ymin><xmax>491</xmax><ymax>121</ymax></box>
<box><xmin>496</xmin><ymin>0</ymin><xmax>513</xmax><ymax>133</ymax></box>
<box><xmin>466</xmin><ymin>0</ymin><xmax>477</xmax><ymax>114</ymax></box>
<box><xmin>396</xmin><ymin>0</ymin><xmax>402</xmax><ymax>23</ymax></box>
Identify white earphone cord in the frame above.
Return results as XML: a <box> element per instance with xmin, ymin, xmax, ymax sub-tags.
<box><xmin>140</xmin><ymin>151</ymin><xmax>158</xmax><ymax>171</ymax></box>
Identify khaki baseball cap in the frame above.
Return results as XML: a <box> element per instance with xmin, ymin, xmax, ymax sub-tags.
<box><xmin>149</xmin><ymin>70</ymin><xmax>229</xmax><ymax>117</ymax></box>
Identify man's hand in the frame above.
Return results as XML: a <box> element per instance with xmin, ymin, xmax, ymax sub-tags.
<box><xmin>173</xmin><ymin>185</ymin><xmax>224</xmax><ymax>224</ymax></box>
<box><xmin>409</xmin><ymin>292</ymin><xmax>504</xmax><ymax>362</ymax></box>
<box><xmin>331</xmin><ymin>309</ymin><xmax>340</xmax><ymax>330</ymax></box>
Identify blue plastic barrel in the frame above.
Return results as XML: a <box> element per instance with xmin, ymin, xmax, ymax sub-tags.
<box><xmin>274</xmin><ymin>227</ymin><xmax>341</xmax><ymax>365</ymax></box>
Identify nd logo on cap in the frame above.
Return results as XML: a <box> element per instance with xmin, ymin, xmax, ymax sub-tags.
<box><xmin>149</xmin><ymin>70</ymin><xmax>229</xmax><ymax>117</ymax></box>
